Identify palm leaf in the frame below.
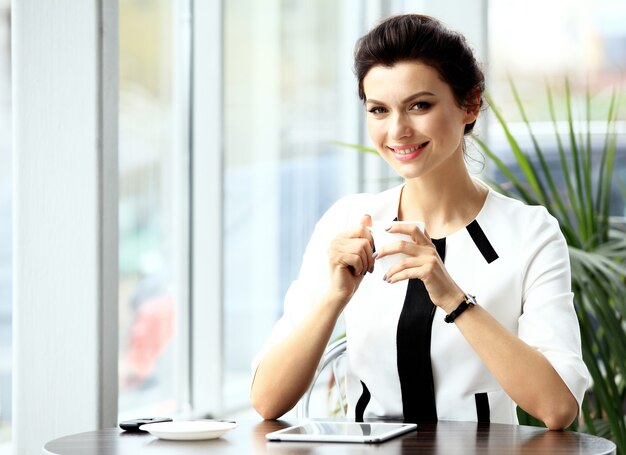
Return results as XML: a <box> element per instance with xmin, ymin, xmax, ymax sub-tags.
<box><xmin>547</xmin><ymin>84</ymin><xmax>583</xmax><ymax>248</ymax></box>
<box><xmin>509</xmin><ymin>78</ymin><xmax>572</xmax><ymax>229</ymax></box>
<box><xmin>485</xmin><ymin>94</ymin><xmax>546</xmax><ymax>204</ymax></box>
<box><xmin>331</xmin><ymin>140</ymin><xmax>378</xmax><ymax>154</ymax></box>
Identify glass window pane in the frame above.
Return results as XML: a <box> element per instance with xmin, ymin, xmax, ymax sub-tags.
<box><xmin>222</xmin><ymin>0</ymin><xmax>360</xmax><ymax>410</ymax></box>
<box><xmin>487</xmin><ymin>0</ymin><xmax>626</xmax><ymax>217</ymax></box>
<box><xmin>118</xmin><ymin>0</ymin><xmax>188</xmax><ymax>416</ymax></box>
<box><xmin>489</xmin><ymin>0</ymin><xmax>626</xmax><ymax>120</ymax></box>
<box><xmin>0</xmin><ymin>0</ymin><xmax>11</xmax><ymax>445</ymax></box>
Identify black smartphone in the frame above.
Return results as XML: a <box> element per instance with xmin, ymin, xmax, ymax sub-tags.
<box><xmin>119</xmin><ymin>417</ymin><xmax>173</xmax><ymax>432</ymax></box>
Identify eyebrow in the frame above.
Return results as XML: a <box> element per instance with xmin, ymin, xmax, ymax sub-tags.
<box><xmin>366</xmin><ymin>91</ymin><xmax>436</xmax><ymax>105</ymax></box>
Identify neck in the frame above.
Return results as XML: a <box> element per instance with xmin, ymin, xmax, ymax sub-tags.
<box><xmin>397</xmin><ymin>158</ymin><xmax>487</xmax><ymax>238</ymax></box>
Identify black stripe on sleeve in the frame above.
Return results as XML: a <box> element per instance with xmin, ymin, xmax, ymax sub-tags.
<box><xmin>466</xmin><ymin>220</ymin><xmax>499</xmax><ymax>264</ymax></box>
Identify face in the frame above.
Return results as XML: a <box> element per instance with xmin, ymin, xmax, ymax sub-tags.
<box><xmin>362</xmin><ymin>61</ymin><xmax>477</xmax><ymax>181</ymax></box>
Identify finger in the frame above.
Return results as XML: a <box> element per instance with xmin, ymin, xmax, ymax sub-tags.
<box><xmin>383</xmin><ymin>252</ymin><xmax>421</xmax><ymax>277</ymax></box>
<box><xmin>423</xmin><ymin>228</ymin><xmax>432</xmax><ymax>242</ymax></box>
<box><xmin>341</xmin><ymin>251</ymin><xmax>368</xmax><ymax>276</ymax></box>
<box><xmin>333</xmin><ymin>238</ymin><xmax>374</xmax><ymax>275</ymax></box>
<box><xmin>376</xmin><ymin>240</ymin><xmax>434</xmax><ymax>260</ymax></box>
<box><xmin>351</xmin><ymin>237</ymin><xmax>375</xmax><ymax>275</ymax></box>
<box><xmin>387</xmin><ymin>222</ymin><xmax>429</xmax><ymax>244</ymax></box>
<box><xmin>361</xmin><ymin>215</ymin><xmax>376</xmax><ymax>272</ymax></box>
<box><xmin>360</xmin><ymin>214</ymin><xmax>375</xmax><ymax>249</ymax></box>
<box><xmin>338</xmin><ymin>221</ymin><xmax>374</xmax><ymax>242</ymax></box>
<box><xmin>384</xmin><ymin>251</ymin><xmax>440</xmax><ymax>283</ymax></box>
<box><xmin>384</xmin><ymin>265</ymin><xmax>419</xmax><ymax>284</ymax></box>
<box><xmin>337</xmin><ymin>226</ymin><xmax>367</xmax><ymax>239</ymax></box>
<box><xmin>360</xmin><ymin>214</ymin><xmax>373</xmax><ymax>228</ymax></box>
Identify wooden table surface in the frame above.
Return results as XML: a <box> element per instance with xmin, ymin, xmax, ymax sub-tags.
<box><xmin>44</xmin><ymin>418</ymin><xmax>617</xmax><ymax>455</ymax></box>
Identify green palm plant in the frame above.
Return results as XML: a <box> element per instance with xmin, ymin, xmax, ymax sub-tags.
<box><xmin>474</xmin><ymin>79</ymin><xmax>626</xmax><ymax>453</ymax></box>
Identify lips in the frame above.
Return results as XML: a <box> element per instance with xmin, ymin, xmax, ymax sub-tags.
<box><xmin>387</xmin><ymin>141</ymin><xmax>429</xmax><ymax>161</ymax></box>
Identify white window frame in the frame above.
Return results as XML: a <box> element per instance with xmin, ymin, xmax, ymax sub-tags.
<box><xmin>12</xmin><ymin>1</ymin><xmax>118</xmax><ymax>453</ymax></box>
<box><xmin>189</xmin><ymin>0</ymin><xmax>224</xmax><ymax>417</ymax></box>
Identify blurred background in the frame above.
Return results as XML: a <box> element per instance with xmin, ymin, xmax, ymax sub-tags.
<box><xmin>1</xmin><ymin>0</ymin><xmax>625</xmax><ymax>447</ymax></box>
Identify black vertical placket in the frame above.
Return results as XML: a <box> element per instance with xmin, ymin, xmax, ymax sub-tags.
<box><xmin>396</xmin><ymin>238</ymin><xmax>446</xmax><ymax>423</ymax></box>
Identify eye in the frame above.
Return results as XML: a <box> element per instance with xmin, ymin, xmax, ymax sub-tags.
<box><xmin>367</xmin><ymin>106</ymin><xmax>387</xmax><ymax>115</ymax></box>
<box><xmin>410</xmin><ymin>101</ymin><xmax>431</xmax><ymax>111</ymax></box>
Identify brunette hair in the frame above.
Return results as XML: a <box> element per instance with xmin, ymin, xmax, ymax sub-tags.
<box><xmin>354</xmin><ymin>14</ymin><xmax>485</xmax><ymax>134</ymax></box>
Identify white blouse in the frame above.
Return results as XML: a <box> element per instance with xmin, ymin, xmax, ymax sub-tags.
<box><xmin>252</xmin><ymin>184</ymin><xmax>590</xmax><ymax>424</ymax></box>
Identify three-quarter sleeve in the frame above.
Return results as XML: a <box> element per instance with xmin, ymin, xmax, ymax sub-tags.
<box><xmin>518</xmin><ymin>207</ymin><xmax>590</xmax><ymax>409</ymax></box>
<box><xmin>249</xmin><ymin>196</ymin><xmax>353</xmax><ymax>378</ymax></box>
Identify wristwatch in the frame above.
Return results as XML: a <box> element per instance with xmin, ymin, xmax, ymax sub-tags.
<box><xmin>444</xmin><ymin>293</ymin><xmax>477</xmax><ymax>323</ymax></box>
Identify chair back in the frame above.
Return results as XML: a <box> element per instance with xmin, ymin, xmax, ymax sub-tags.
<box><xmin>297</xmin><ymin>337</ymin><xmax>348</xmax><ymax>418</ymax></box>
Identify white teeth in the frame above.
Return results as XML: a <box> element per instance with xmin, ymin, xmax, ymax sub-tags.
<box><xmin>392</xmin><ymin>143</ymin><xmax>426</xmax><ymax>154</ymax></box>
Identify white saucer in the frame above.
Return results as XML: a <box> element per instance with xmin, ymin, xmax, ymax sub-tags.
<box><xmin>139</xmin><ymin>420</ymin><xmax>237</xmax><ymax>441</ymax></box>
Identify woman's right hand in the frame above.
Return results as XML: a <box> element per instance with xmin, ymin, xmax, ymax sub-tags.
<box><xmin>326</xmin><ymin>214</ymin><xmax>375</xmax><ymax>304</ymax></box>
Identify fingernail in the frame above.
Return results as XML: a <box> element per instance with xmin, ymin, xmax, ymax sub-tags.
<box><xmin>384</xmin><ymin>225</ymin><xmax>392</xmax><ymax>231</ymax></box>
<box><xmin>372</xmin><ymin>252</ymin><xmax>378</xmax><ymax>259</ymax></box>
<box><xmin>382</xmin><ymin>274</ymin><xmax>387</xmax><ymax>281</ymax></box>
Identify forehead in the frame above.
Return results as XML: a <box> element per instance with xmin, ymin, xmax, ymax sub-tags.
<box><xmin>362</xmin><ymin>61</ymin><xmax>451</xmax><ymax>101</ymax></box>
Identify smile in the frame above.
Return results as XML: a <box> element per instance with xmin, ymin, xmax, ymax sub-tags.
<box><xmin>388</xmin><ymin>142</ymin><xmax>429</xmax><ymax>161</ymax></box>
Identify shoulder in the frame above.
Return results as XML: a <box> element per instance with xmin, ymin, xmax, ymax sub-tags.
<box><xmin>476</xmin><ymin>188</ymin><xmax>567</xmax><ymax>268</ymax></box>
<box><xmin>482</xmin><ymin>188</ymin><xmax>561</xmax><ymax>235</ymax></box>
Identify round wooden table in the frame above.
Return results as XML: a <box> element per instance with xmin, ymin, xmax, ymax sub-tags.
<box><xmin>44</xmin><ymin>418</ymin><xmax>617</xmax><ymax>454</ymax></box>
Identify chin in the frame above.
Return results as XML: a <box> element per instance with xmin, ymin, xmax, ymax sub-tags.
<box><xmin>391</xmin><ymin>166</ymin><xmax>427</xmax><ymax>181</ymax></box>
<box><xmin>379</xmin><ymin>158</ymin><xmax>420</xmax><ymax>180</ymax></box>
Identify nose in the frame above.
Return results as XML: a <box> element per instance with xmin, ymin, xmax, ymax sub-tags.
<box><xmin>389</xmin><ymin>112</ymin><xmax>412</xmax><ymax>140</ymax></box>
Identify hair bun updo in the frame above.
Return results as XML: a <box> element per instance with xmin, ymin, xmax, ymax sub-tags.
<box><xmin>354</xmin><ymin>14</ymin><xmax>485</xmax><ymax>135</ymax></box>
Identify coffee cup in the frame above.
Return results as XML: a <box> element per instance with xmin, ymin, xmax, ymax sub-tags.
<box><xmin>368</xmin><ymin>221</ymin><xmax>425</xmax><ymax>272</ymax></box>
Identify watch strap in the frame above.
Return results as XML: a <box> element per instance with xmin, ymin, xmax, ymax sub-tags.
<box><xmin>444</xmin><ymin>294</ymin><xmax>476</xmax><ymax>323</ymax></box>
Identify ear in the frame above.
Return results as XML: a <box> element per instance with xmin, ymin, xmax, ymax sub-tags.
<box><xmin>463</xmin><ymin>88</ymin><xmax>482</xmax><ymax>124</ymax></box>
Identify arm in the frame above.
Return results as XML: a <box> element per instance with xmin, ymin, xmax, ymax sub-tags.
<box><xmin>251</xmin><ymin>215</ymin><xmax>374</xmax><ymax>419</ymax></box>
<box><xmin>450</xmin><ymin>302</ymin><xmax>578</xmax><ymax>430</ymax></box>
<box><xmin>378</xmin><ymin>220</ymin><xmax>585</xmax><ymax>430</ymax></box>
<box><xmin>250</xmin><ymin>292</ymin><xmax>344</xmax><ymax>420</ymax></box>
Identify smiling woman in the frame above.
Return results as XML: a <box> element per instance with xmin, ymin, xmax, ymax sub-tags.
<box><xmin>250</xmin><ymin>14</ymin><xmax>589</xmax><ymax>430</ymax></box>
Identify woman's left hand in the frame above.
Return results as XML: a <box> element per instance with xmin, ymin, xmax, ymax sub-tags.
<box><xmin>376</xmin><ymin>223</ymin><xmax>463</xmax><ymax>313</ymax></box>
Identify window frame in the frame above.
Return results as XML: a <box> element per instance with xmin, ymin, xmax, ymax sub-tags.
<box><xmin>12</xmin><ymin>0</ymin><xmax>118</xmax><ymax>452</ymax></box>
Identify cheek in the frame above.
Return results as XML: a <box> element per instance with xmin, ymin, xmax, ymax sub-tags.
<box><xmin>428</xmin><ymin>111</ymin><xmax>465</xmax><ymax>140</ymax></box>
<box><xmin>366</xmin><ymin>119</ymin><xmax>384</xmax><ymax>144</ymax></box>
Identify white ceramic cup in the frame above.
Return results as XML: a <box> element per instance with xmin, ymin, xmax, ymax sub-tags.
<box><xmin>368</xmin><ymin>221</ymin><xmax>425</xmax><ymax>272</ymax></box>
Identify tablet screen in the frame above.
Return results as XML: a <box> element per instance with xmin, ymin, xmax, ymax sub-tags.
<box><xmin>266</xmin><ymin>421</ymin><xmax>417</xmax><ymax>443</ymax></box>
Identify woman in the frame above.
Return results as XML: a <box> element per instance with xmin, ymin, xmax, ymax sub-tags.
<box><xmin>250</xmin><ymin>14</ymin><xmax>589</xmax><ymax>429</ymax></box>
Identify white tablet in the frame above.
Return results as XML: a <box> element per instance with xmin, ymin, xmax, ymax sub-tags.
<box><xmin>265</xmin><ymin>421</ymin><xmax>417</xmax><ymax>443</ymax></box>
